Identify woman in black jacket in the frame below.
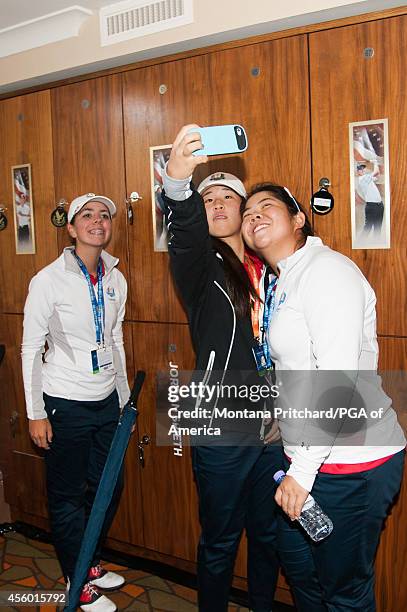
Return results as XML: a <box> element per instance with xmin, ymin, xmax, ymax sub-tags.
<box><xmin>163</xmin><ymin>125</ymin><xmax>282</xmax><ymax>612</ymax></box>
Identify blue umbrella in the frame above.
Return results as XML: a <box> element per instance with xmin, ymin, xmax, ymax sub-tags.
<box><xmin>66</xmin><ymin>370</ymin><xmax>146</xmax><ymax>611</ymax></box>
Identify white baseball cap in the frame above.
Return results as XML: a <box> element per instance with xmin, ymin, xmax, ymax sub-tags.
<box><xmin>68</xmin><ymin>193</ymin><xmax>117</xmax><ymax>223</ymax></box>
<box><xmin>197</xmin><ymin>172</ymin><xmax>246</xmax><ymax>199</ymax></box>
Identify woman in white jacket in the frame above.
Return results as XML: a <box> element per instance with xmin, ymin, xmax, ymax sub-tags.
<box><xmin>22</xmin><ymin>193</ymin><xmax>130</xmax><ymax>612</ymax></box>
<box><xmin>241</xmin><ymin>182</ymin><xmax>405</xmax><ymax>612</ymax></box>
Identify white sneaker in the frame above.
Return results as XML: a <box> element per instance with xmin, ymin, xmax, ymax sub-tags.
<box><xmin>88</xmin><ymin>564</ymin><xmax>125</xmax><ymax>591</ymax></box>
<box><xmin>78</xmin><ymin>582</ymin><xmax>117</xmax><ymax>612</ymax></box>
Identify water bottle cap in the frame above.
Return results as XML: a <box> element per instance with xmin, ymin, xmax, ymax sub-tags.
<box><xmin>273</xmin><ymin>470</ymin><xmax>286</xmax><ymax>483</ymax></box>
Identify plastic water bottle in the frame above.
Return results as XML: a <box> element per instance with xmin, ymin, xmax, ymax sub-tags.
<box><xmin>274</xmin><ymin>470</ymin><xmax>333</xmax><ymax>542</ymax></box>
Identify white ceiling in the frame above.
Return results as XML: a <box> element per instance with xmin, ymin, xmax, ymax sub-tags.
<box><xmin>0</xmin><ymin>1</ymin><xmax>123</xmax><ymax>30</ymax></box>
<box><xmin>0</xmin><ymin>0</ymin><xmax>403</xmax><ymax>32</ymax></box>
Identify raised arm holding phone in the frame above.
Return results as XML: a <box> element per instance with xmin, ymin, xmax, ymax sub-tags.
<box><xmin>163</xmin><ymin>125</ymin><xmax>282</xmax><ymax>612</ymax></box>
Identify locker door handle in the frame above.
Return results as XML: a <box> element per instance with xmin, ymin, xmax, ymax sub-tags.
<box><xmin>126</xmin><ymin>192</ymin><xmax>143</xmax><ymax>226</ymax></box>
<box><xmin>137</xmin><ymin>434</ymin><xmax>150</xmax><ymax>468</ymax></box>
<box><xmin>318</xmin><ymin>177</ymin><xmax>331</xmax><ymax>188</ymax></box>
<box><xmin>9</xmin><ymin>410</ymin><xmax>19</xmax><ymax>438</ymax></box>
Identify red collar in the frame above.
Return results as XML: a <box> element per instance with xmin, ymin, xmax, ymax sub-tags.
<box><xmin>243</xmin><ymin>249</ymin><xmax>264</xmax><ymax>280</ymax></box>
<box><xmin>89</xmin><ymin>259</ymin><xmax>105</xmax><ymax>285</ymax></box>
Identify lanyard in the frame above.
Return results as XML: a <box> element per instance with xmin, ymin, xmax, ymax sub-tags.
<box><xmin>244</xmin><ymin>253</ymin><xmax>261</xmax><ymax>338</ymax></box>
<box><xmin>261</xmin><ymin>276</ymin><xmax>278</xmax><ymax>370</ymax></box>
<box><xmin>74</xmin><ymin>252</ymin><xmax>105</xmax><ymax>346</ymax></box>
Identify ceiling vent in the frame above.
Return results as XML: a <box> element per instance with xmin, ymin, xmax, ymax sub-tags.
<box><xmin>100</xmin><ymin>0</ymin><xmax>193</xmax><ymax>46</ymax></box>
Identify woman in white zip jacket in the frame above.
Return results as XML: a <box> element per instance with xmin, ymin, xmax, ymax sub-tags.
<box><xmin>22</xmin><ymin>193</ymin><xmax>130</xmax><ymax>612</ymax></box>
<box><xmin>241</xmin><ymin>182</ymin><xmax>405</xmax><ymax>612</ymax></box>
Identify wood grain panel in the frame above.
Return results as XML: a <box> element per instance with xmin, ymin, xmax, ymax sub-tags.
<box><xmin>9</xmin><ymin>507</ymin><xmax>50</xmax><ymax>531</ymax></box>
<box><xmin>131</xmin><ymin>321</ymin><xmax>200</xmax><ymax>560</ymax></box>
<box><xmin>9</xmin><ymin>452</ymin><xmax>48</xmax><ymax>518</ymax></box>
<box><xmin>309</xmin><ymin>15</ymin><xmax>407</xmax><ymax>336</ymax></box>
<box><xmin>0</xmin><ymin>314</ymin><xmax>48</xmax><ymax>513</ymax></box>
<box><xmin>0</xmin><ymin>316</ymin><xmax>17</xmax><ymax>495</ymax></box>
<box><xmin>200</xmin><ymin>36</ymin><xmax>311</xmax><ymax>198</ymax></box>
<box><xmin>123</xmin><ymin>54</ymin><xmax>211</xmax><ymax>323</ymax></box>
<box><xmin>123</xmin><ymin>35</ymin><xmax>311</xmax><ymax>322</ymax></box>
<box><xmin>51</xmin><ymin>75</ymin><xmax>130</xmax><ymax>307</ymax></box>
<box><xmin>378</xmin><ymin>336</ymin><xmax>407</xmax><ymax>370</ymax></box>
<box><xmin>0</xmin><ymin>91</ymin><xmax>58</xmax><ymax>313</ymax></box>
<box><xmin>0</xmin><ymin>314</ymin><xmax>39</xmax><ymax>456</ymax></box>
<box><xmin>378</xmin><ymin>336</ymin><xmax>407</xmax><ymax>451</ymax></box>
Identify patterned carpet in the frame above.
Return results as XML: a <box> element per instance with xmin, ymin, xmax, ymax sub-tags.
<box><xmin>0</xmin><ymin>529</ymin><xmax>251</xmax><ymax>611</ymax></box>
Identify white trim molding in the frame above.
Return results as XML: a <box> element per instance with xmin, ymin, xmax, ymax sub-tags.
<box><xmin>0</xmin><ymin>5</ymin><xmax>93</xmax><ymax>58</ymax></box>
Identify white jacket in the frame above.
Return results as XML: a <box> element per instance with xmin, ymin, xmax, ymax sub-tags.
<box><xmin>267</xmin><ymin>236</ymin><xmax>405</xmax><ymax>491</ymax></box>
<box><xmin>22</xmin><ymin>247</ymin><xmax>130</xmax><ymax>419</ymax></box>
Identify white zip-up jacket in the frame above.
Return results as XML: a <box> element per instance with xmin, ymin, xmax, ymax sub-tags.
<box><xmin>268</xmin><ymin>236</ymin><xmax>405</xmax><ymax>491</ymax></box>
<box><xmin>22</xmin><ymin>247</ymin><xmax>130</xmax><ymax>420</ymax></box>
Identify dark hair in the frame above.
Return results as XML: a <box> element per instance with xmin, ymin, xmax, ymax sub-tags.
<box><xmin>211</xmin><ymin>237</ymin><xmax>258</xmax><ymax>319</ymax></box>
<box><xmin>68</xmin><ymin>214</ymin><xmax>76</xmax><ymax>245</ymax></box>
<box><xmin>244</xmin><ymin>182</ymin><xmax>314</xmax><ymax>249</ymax></box>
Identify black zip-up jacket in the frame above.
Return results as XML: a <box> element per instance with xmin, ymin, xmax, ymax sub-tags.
<box><xmin>164</xmin><ymin>189</ymin><xmax>269</xmax><ymax>441</ymax></box>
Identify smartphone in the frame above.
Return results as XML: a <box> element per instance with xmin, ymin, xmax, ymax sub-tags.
<box><xmin>190</xmin><ymin>124</ymin><xmax>248</xmax><ymax>156</ymax></box>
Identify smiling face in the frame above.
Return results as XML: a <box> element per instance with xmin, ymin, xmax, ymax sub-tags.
<box><xmin>241</xmin><ymin>191</ymin><xmax>305</xmax><ymax>262</ymax></box>
<box><xmin>67</xmin><ymin>201</ymin><xmax>112</xmax><ymax>249</ymax></box>
<box><xmin>201</xmin><ymin>185</ymin><xmax>243</xmax><ymax>239</ymax></box>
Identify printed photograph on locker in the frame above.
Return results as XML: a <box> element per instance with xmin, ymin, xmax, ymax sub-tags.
<box><xmin>11</xmin><ymin>164</ymin><xmax>36</xmax><ymax>255</ymax></box>
<box><xmin>150</xmin><ymin>145</ymin><xmax>172</xmax><ymax>252</ymax></box>
<box><xmin>349</xmin><ymin>119</ymin><xmax>390</xmax><ymax>250</ymax></box>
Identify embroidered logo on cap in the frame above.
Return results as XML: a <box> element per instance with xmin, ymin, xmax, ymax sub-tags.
<box><xmin>86</xmin><ymin>192</ymin><xmax>96</xmax><ymax>197</ymax></box>
<box><xmin>210</xmin><ymin>173</ymin><xmax>225</xmax><ymax>181</ymax></box>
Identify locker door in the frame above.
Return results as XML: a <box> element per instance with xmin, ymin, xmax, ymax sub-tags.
<box><xmin>0</xmin><ymin>91</ymin><xmax>58</xmax><ymax>313</ymax></box>
<box><xmin>309</xmin><ymin>16</ymin><xmax>407</xmax><ymax>611</ymax></box>
<box><xmin>309</xmin><ymin>15</ymin><xmax>407</xmax><ymax>336</ymax></box>
<box><xmin>122</xmin><ymin>34</ymin><xmax>312</xmax><ymax>323</ymax></box>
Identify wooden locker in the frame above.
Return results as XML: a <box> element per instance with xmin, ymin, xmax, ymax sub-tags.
<box><xmin>310</xmin><ymin>16</ymin><xmax>407</xmax><ymax>611</ymax></box>
<box><xmin>309</xmin><ymin>15</ymin><xmax>407</xmax><ymax>336</ymax></box>
<box><xmin>0</xmin><ymin>313</ymin><xmax>48</xmax><ymax>519</ymax></box>
<box><xmin>51</xmin><ymin>74</ymin><xmax>130</xmax><ymax>309</ymax></box>
<box><xmin>0</xmin><ymin>91</ymin><xmax>58</xmax><ymax>314</ymax></box>
<box><xmin>108</xmin><ymin>322</ymin><xmax>144</xmax><ymax>547</ymax></box>
<box><xmin>130</xmin><ymin>321</ymin><xmax>200</xmax><ymax>560</ymax></box>
<box><xmin>122</xmin><ymin>34</ymin><xmax>312</xmax><ymax>323</ymax></box>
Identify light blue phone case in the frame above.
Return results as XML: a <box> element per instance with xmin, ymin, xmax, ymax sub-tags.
<box><xmin>191</xmin><ymin>124</ymin><xmax>248</xmax><ymax>156</ymax></box>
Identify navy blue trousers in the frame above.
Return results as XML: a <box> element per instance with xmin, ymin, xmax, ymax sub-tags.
<box><xmin>277</xmin><ymin>450</ymin><xmax>405</xmax><ymax>612</ymax></box>
<box><xmin>192</xmin><ymin>442</ymin><xmax>283</xmax><ymax>612</ymax></box>
<box><xmin>43</xmin><ymin>390</ymin><xmax>123</xmax><ymax>580</ymax></box>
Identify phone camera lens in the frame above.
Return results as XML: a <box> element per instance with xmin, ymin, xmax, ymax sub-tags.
<box><xmin>234</xmin><ymin>125</ymin><xmax>246</xmax><ymax>150</ymax></box>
